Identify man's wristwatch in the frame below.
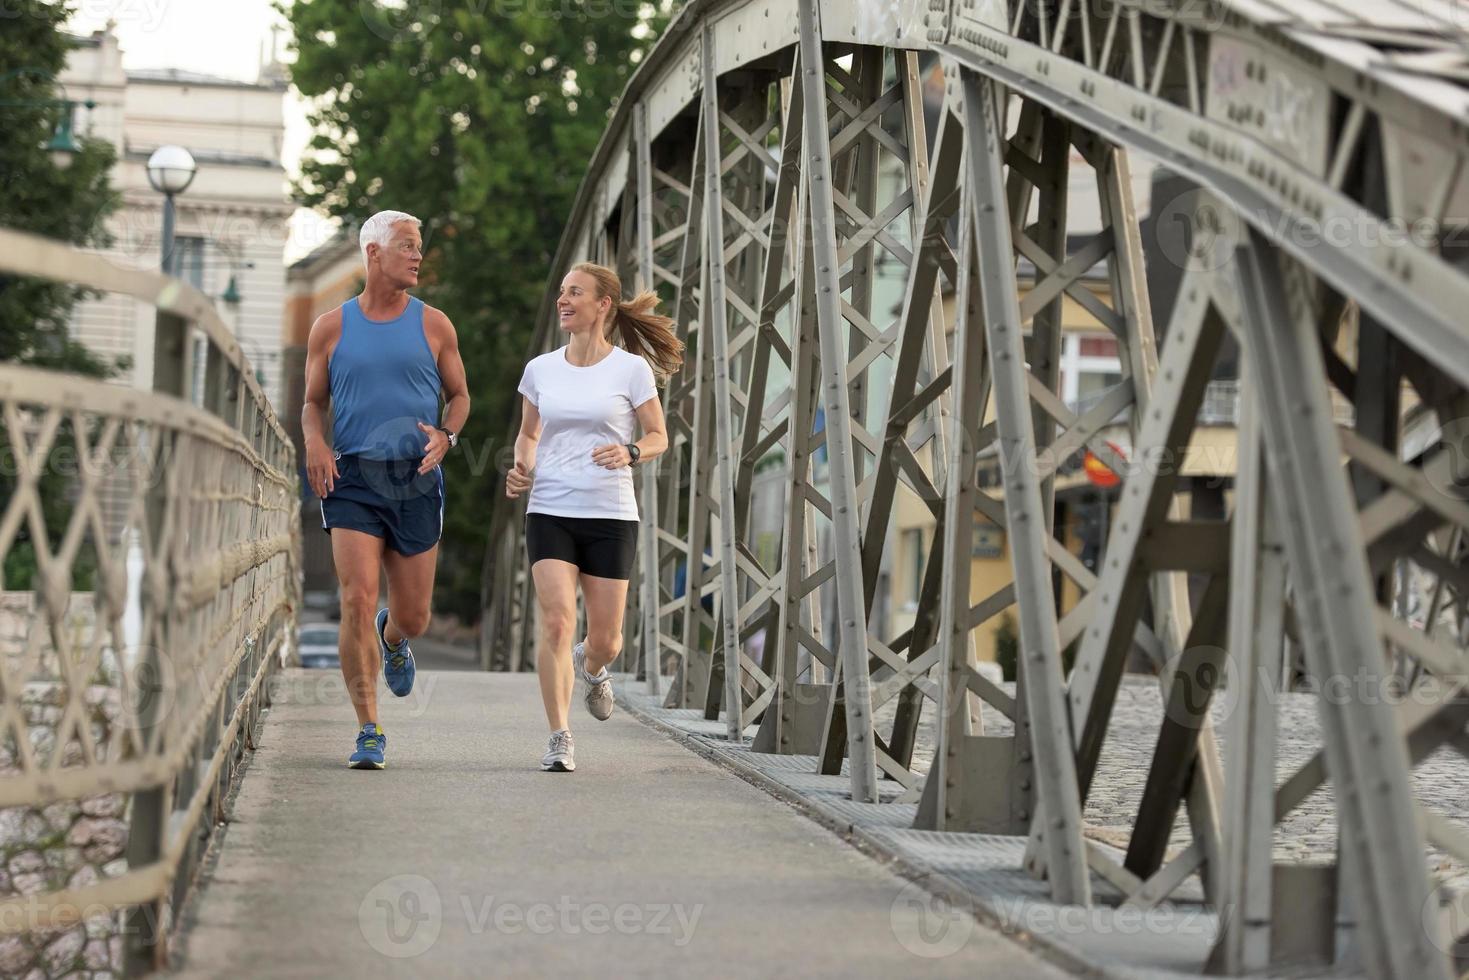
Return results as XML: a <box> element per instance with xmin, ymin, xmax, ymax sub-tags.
<box><xmin>626</xmin><ymin>443</ymin><xmax>641</xmax><ymax>465</ymax></box>
<box><xmin>438</xmin><ymin>426</ymin><xmax>458</xmax><ymax>449</ymax></box>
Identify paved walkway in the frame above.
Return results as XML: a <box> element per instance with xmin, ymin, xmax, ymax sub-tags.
<box><xmin>173</xmin><ymin>670</ymin><xmax>1072</xmax><ymax>978</ymax></box>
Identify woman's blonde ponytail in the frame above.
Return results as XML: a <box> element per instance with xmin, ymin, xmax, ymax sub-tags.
<box><xmin>572</xmin><ymin>262</ymin><xmax>685</xmax><ymax>380</ymax></box>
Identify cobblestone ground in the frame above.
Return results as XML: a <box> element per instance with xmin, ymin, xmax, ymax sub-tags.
<box><xmin>871</xmin><ymin>673</ymin><xmax>1469</xmax><ymax>891</ymax></box>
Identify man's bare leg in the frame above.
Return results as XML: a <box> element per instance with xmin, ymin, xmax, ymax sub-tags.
<box><xmin>332</xmin><ymin>528</ymin><xmax>386</xmax><ymax>726</ymax></box>
<box><xmin>381</xmin><ymin>543</ymin><xmax>439</xmax><ymax>646</ymax></box>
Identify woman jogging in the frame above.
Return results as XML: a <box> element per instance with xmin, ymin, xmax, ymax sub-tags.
<box><xmin>505</xmin><ymin>262</ymin><xmax>683</xmax><ymax>772</ymax></box>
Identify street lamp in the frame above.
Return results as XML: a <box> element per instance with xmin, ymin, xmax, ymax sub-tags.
<box><xmin>46</xmin><ymin>105</ymin><xmax>82</xmax><ymax>166</ymax></box>
<box><xmin>0</xmin><ymin>67</ymin><xmax>95</xmax><ymax>169</ymax></box>
<box><xmin>146</xmin><ymin>144</ymin><xmax>197</xmax><ymax>276</ymax></box>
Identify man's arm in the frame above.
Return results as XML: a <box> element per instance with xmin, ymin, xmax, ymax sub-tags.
<box><xmin>419</xmin><ymin>307</ymin><xmax>471</xmax><ymax>473</ymax></box>
<box><xmin>430</xmin><ymin>309</ymin><xmax>470</xmax><ymax>437</ymax></box>
<box><xmin>301</xmin><ymin>310</ymin><xmax>341</xmax><ymax>497</ymax></box>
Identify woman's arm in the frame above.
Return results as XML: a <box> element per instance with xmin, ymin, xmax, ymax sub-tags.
<box><xmin>631</xmin><ymin>395</ymin><xmax>669</xmax><ymax>462</ymax></box>
<box><xmin>505</xmin><ymin>396</ymin><xmax>541</xmax><ymax>498</ymax></box>
<box><xmin>592</xmin><ymin>395</ymin><xmax>668</xmax><ymax>470</ymax></box>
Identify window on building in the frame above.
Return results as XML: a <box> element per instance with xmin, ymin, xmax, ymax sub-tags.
<box><xmin>1063</xmin><ymin>331</ymin><xmax>1124</xmax><ymax>416</ymax></box>
<box><xmin>1076</xmin><ymin>369</ymin><xmax>1123</xmax><ymax>402</ymax></box>
<box><xmin>173</xmin><ymin>236</ymin><xmax>205</xmax><ymax>289</ymax></box>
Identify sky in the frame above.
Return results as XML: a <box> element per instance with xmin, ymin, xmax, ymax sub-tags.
<box><xmin>66</xmin><ymin>0</ymin><xmax>335</xmax><ymax>261</ymax></box>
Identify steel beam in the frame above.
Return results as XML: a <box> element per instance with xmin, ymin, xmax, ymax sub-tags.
<box><xmin>1232</xmin><ymin>229</ymin><xmax>1449</xmax><ymax>980</ymax></box>
<box><xmin>926</xmin><ymin>128</ymin><xmax>985</xmax><ymax>833</ymax></box>
<box><xmin>699</xmin><ymin>22</ymin><xmax>748</xmax><ymax>741</ymax></box>
<box><xmin>1063</xmin><ymin>268</ymin><xmax>1223</xmax><ymax>801</ymax></box>
<box><xmin>633</xmin><ymin>103</ymin><xmax>665</xmax><ymax>697</ymax></box>
<box><xmin>796</xmin><ymin>0</ymin><xmax>878</xmax><ymax>801</ymax></box>
<box><xmin>961</xmin><ymin>68</ymin><xmax>1089</xmax><ymax>904</ymax></box>
<box><xmin>1212</xmin><ymin>371</ymin><xmax>1286</xmax><ymax>973</ymax></box>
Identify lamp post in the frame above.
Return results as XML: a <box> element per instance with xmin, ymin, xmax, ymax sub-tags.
<box><xmin>0</xmin><ymin>67</ymin><xmax>95</xmax><ymax>169</ymax></box>
<box><xmin>145</xmin><ymin>145</ymin><xmax>196</xmax><ymax>275</ymax></box>
<box><xmin>45</xmin><ymin>104</ymin><xmax>83</xmax><ymax>168</ymax></box>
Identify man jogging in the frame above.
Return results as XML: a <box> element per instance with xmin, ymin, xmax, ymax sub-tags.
<box><xmin>302</xmin><ymin>209</ymin><xmax>470</xmax><ymax>769</ymax></box>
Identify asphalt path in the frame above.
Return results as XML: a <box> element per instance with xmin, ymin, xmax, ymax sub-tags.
<box><xmin>172</xmin><ymin>670</ymin><xmax>1073</xmax><ymax>978</ymax></box>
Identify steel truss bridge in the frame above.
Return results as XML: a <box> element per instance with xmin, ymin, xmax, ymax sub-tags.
<box><xmin>481</xmin><ymin>1</ymin><xmax>1469</xmax><ymax>975</ymax></box>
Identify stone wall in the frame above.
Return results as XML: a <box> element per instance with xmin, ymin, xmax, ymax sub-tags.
<box><xmin>0</xmin><ymin>796</ymin><xmax>127</xmax><ymax>978</ymax></box>
<box><xmin>0</xmin><ymin>594</ymin><xmax>129</xmax><ymax>978</ymax></box>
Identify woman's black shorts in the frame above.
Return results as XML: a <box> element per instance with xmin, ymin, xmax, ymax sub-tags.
<box><xmin>525</xmin><ymin>513</ymin><xmax>639</xmax><ymax>580</ymax></box>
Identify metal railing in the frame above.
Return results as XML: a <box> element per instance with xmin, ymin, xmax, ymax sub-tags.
<box><xmin>0</xmin><ymin>227</ymin><xmax>298</xmax><ymax>973</ymax></box>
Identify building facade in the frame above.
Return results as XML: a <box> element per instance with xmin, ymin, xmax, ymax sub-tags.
<box><xmin>59</xmin><ymin>25</ymin><xmax>292</xmax><ymax>407</ymax></box>
<box><xmin>886</xmin><ymin>161</ymin><xmax>1244</xmax><ymax>668</ymax></box>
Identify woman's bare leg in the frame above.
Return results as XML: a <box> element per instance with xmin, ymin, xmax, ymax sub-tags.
<box><xmin>532</xmin><ymin>558</ymin><xmax>580</xmax><ymax>732</ymax></box>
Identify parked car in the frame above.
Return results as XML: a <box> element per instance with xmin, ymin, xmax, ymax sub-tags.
<box><xmin>297</xmin><ymin>623</ymin><xmax>340</xmax><ymax>669</ymax></box>
<box><xmin>301</xmin><ymin>586</ymin><xmax>343</xmax><ymax>622</ymax></box>
<box><xmin>302</xmin><ymin>589</ymin><xmax>335</xmax><ymax>617</ymax></box>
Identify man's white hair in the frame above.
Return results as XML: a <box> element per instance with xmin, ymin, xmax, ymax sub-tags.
<box><xmin>359</xmin><ymin>210</ymin><xmax>422</xmax><ymax>267</ymax></box>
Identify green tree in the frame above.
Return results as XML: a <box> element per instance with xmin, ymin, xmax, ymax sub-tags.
<box><xmin>0</xmin><ymin>2</ymin><xmax>122</xmax><ymax>591</ymax></box>
<box><xmin>286</xmin><ymin>0</ymin><xmax>671</xmax><ymax>623</ymax></box>
<box><xmin>0</xmin><ymin>1</ymin><xmax>120</xmax><ymax>372</ymax></box>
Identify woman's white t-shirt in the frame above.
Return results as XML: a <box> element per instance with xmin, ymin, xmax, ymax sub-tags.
<box><xmin>517</xmin><ymin>345</ymin><xmax>658</xmax><ymax>521</ymax></box>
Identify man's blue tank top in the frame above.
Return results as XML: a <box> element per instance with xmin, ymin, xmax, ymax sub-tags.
<box><xmin>329</xmin><ymin>296</ymin><xmax>441</xmax><ymax>460</ymax></box>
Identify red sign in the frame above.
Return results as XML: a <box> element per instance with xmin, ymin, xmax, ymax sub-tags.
<box><xmin>1083</xmin><ymin>442</ymin><xmax>1126</xmax><ymax>488</ymax></box>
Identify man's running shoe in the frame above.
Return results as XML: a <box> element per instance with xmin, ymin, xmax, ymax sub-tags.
<box><xmin>541</xmin><ymin>729</ymin><xmax>575</xmax><ymax>772</ymax></box>
<box><xmin>377</xmin><ymin>607</ymin><xmax>416</xmax><ymax>697</ymax></box>
<box><xmin>349</xmin><ymin>723</ymin><xmax>387</xmax><ymax>770</ymax></box>
<box><xmin>572</xmin><ymin>641</ymin><xmax>614</xmax><ymax>721</ymax></box>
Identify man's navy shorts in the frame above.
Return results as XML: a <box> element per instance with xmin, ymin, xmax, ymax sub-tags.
<box><xmin>320</xmin><ymin>453</ymin><xmax>444</xmax><ymax>556</ymax></box>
